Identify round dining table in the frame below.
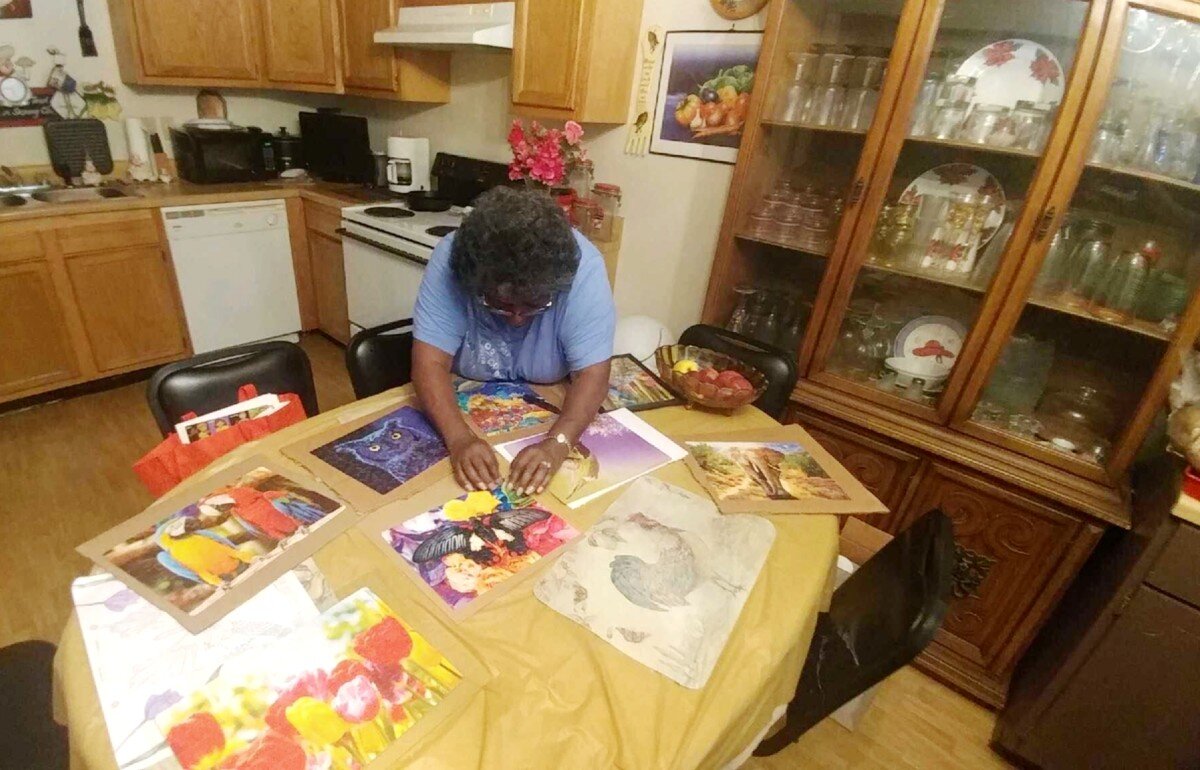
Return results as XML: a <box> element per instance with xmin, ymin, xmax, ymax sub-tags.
<box><xmin>53</xmin><ymin>386</ymin><xmax>840</xmax><ymax>769</ymax></box>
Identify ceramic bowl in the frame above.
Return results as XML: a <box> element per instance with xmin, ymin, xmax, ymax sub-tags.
<box><xmin>885</xmin><ymin>356</ymin><xmax>950</xmax><ymax>390</ymax></box>
<box><xmin>654</xmin><ymin>344</ymin><xmax>768</xmax><ymax>411</ymax></box>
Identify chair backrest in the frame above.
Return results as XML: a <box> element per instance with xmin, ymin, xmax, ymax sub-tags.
<box><xmin>677</xmin><ymin>324</ymin><xmax>799</xmax><ymax>419</ymax></box>
<box><xmin>146</xmin><ymin>341</ymin><xmax>318</xmax><ymax>435</ymax></box>
<box><xmin>345</xmin><ymin>319</ymin><xmax>415</xmax><ymax>399</ymax></box>
<box><xmin>0</xmin><ymin>641</ymin><xmax>68</xmax><ymax>768</ymax></box>
<box><xmin>796</xmin><ymin>509</ymin><xmax>955</xmax><ymax>730</ymax></box>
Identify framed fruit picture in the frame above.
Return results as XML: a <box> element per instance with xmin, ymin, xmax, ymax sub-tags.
<box><xmin>650</xmin><ymin>30</ymin><xmax>763</xmax><ymax>164</ymax></box>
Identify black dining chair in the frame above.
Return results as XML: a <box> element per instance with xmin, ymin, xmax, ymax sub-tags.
<box><xmin>146</xmin><ymin>340</ymin><xmax>319</xmax><ymax>435</ymax></box>
<box><xmin>0</xmin><ymin>641</ymin><xmax>68</xmax><ymax>770</ymax></box>
<box><xmin>345</xmin><ymin>319</ymin><xmax>415</xmax><ymax>399</ymax></box>
<box><xmin>678</xmin><ymin>324</ymin><xmax>799</xmax><ymax>419</ymax></box>
<box><xmin>753</xmin><ymin>509</ymin><xmax>956</xmax><ymax>756</ymax></box>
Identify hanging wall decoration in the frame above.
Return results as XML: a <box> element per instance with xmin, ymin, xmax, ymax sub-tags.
<box><xmin>0</xmin><ymin>45</ymin><xmax>57</xmax><ymax>126</ymax></box>
<box><xmin>649</xmin><ymin>30</ymin><xmax>762</xmax><ymax>164</ymax></box>
<box><xmin>624</xmin><ymin>25</ymin><xmax>664</xmax><ymax>156</ymax></box>
<box><xmin>709</xmin><ymin>0</ymin><xmax>768</xmax><ymax>20</ymax></box>
<box><xmin>0</xmin><ymin>0</ymin><xmax>32</xmax><ymax>19</ymax></box>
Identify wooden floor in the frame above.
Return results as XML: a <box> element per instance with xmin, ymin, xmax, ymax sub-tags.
<box><xmin>0</xmin><ymin>333</ymin><xmax>1011</xmax><ymax>768</ymax></box>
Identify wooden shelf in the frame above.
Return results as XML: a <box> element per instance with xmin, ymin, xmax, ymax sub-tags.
<box><xmin>1085</xmin><ymin>161</ymin><xmax>1200</xmax><ymax>196</ymax></box>
<box><xmin>905</xmin><ymin>134</ymin><xmax>1041</xmax><ymax>159</ymax></box>
<box><xmin>734</xmin><ymin>230</ymin><xmax>829</xmax><ymax>258</ymax></box>
<box><xmin>860</xmin><ymin>261</ymin><xmax>1172</xmax><ymax>341</ymax></box>
<box><xmin>760</xmin><ymin>119</ymin><xmax>867</xmax><ymax>136</ymax></box>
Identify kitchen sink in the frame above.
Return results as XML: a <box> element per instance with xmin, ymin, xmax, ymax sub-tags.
<box><xmin>31</xmin><ymin>187</ymin><xmax>132</xmax><ymax>203</ymax></box>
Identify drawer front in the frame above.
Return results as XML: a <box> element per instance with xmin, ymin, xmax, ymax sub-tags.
<box><xmin>56</xmin><ymin>210</ymin><xmax>160</xmax><ymax>255</ymax></box>
<box><xmin>785</xmin><ymin>405</ymin><xmax>923</xmax><ymax>533</ymax></box>
<box><xmin>1146</xmin><ymin>521</ymin><xmax>1200</xmax><ymax>608</ymax></box>
<box><xmin>910</xmin><ymin>462</ymin><xmax>1102</xmax><ymax>675</ymax></box>
<box><xmin>305</xmin><ymin>201</ymin><xmax>343</xmax><ymax>240</ymax></box>
<box><xmin>0</xmin><ymin>223</ymin><xmax>46</xmax><ymax>264</ymax></box>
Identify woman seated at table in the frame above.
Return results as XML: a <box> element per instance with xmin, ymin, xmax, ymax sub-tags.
<box><xmin>412</xmin><ymin>186</ymin><xmax>615</xmax><ymax>495</ymax></box>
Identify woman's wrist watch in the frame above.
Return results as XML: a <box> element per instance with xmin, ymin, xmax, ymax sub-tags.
<box><xmin>546</xmin><ymin>432</ymin><xmax>572</xmax><ymax>457</ymax></box>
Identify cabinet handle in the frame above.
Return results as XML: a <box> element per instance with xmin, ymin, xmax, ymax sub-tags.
<box><xmin>847</xmin><ymin>177</ymin><xmax>865</xmax><ymax>206</ymax></box>
<box><xmin>1034</xmin><ymin>206</ymin><xmax>1057</xmax><ymax>241</ymax></box>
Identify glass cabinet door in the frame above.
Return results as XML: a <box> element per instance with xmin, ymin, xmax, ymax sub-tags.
<box><xmin>806</xmin><ymin>0</ymin><xmax>1104</xmax><ymax>419</ymax></box>
<box><xmin>957</xmin><ymin>0</ymin><xmax>1200</xmax><ymax>478</ymax></box>
<box><xmin>705</xmin><ymin>0</ymin><xmax>919</xmax><ymax>359</ymax></box>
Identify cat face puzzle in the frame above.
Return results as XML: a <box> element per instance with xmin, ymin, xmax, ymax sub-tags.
<box><xmin>282</xmin><ymin>400</ymin><xmax>454</xmax><ymax>511</ymax></box>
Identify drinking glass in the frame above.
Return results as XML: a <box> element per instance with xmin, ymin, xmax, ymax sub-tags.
<box><xmin>1010</xmin><ymin>101</ymin><xmax>1049</xmax><ymax>150</ymax></box>
<box><xmin>727</xmin><ymin>285</ymin><xmax>755</xmax><ymax>334</ymax></box>
<box><xmin>776</xmin><ymin>52</ymin><xmax>818</xmax><ymax>123</ymax></box>
<box><xmin>909</xmin><ymin>75</ymin><xmax>942</xmax><ymax>137</ymax></box>
<box><xmin>1060</xmin><ymin>220</ymin><xmax>1114</xmax><ymax>307</ymax></box>
<box><xmin>1089</xmin><ymin>122</ymin><xmax>1125</xmax><ymax>165</ymax></box>
<box><xmin>929</xmin><ymin>100</ymin><xmax>969</xmax><ymax>140</ymax></box>
<box><xmin>961</xmin><ymin>104</ymin><xmax>1007</xmax><ymax>145</ymax></box>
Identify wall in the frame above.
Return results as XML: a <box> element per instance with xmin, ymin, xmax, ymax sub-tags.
<box><xmin>0</xmin><ymin>0</ymin><xmax>323</xmax><ymax>167</ymax></box>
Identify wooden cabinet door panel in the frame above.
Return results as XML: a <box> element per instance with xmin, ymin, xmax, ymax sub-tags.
<box><xmin>66</xmin><ymin>248</ymin><xmax>188</xmax><ymax>372</ymax></box>
<box><xmin>132</xmin><ymin>0</ymin><xmax>260</xmax><ymax>81</ymax></box>
<box><xmin>787</xmin><ymin>407</ymin><xmax>923</xmax><ymax>532</ymax></box>
<box><xmin>263</xmin><ymin>0</ymin><xmax>339</xmax><ymax>88</ymax></box>
<box><xmin>0</xmin><ymin>262</ymin><xmax>80</xmax><ymax>395</ymax></box>
<box><xmin>911</xmin><ymin>463</ymin><xmax>1101</xmax><ymax>674</ymax></box>
<box><xmin>340</xmin><ymin>0</ymin><xmax>395</xmax><ymax>93</ymax></box>
<box><xmin>310</xmin><ymin>232</ymin><xmax>349</xmax><ymax>344</ymax></box>
<box><xmin>0</xmin><ymin>224</ymin><xmax>45</xmax><ymax>264</ymax></box>
<box><xmin>511</xmin><ymin>0</ymin><xmax>586</xmax><ymax>110</ymax></box>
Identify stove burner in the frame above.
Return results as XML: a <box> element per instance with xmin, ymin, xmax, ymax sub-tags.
<box><xmin>363</xmin><ymin>206</ymin><xmax>415</xmax><ymax>219</ymax></box>
<box><xmin>426</xmin><ymin>225</ymin><xmax>457</xmax><ymax>237</ymax></box>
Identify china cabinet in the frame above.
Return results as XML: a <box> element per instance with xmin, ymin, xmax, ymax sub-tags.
<box><xmin>705</xmin><ymin>0</ymin><xmax>1200</xmax><ymax>705</ymax></box>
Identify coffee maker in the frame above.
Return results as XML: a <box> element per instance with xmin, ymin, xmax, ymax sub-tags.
<box><xmin>386</xmin><ymin>136</ymin><xmax>431</xmax><ymax>193</ymax></box>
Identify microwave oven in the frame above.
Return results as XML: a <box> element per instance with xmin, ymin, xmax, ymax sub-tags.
<box><xmin>170</xmin><ymin>126</ymin><xmax>267</xmax><ymax>184</ymax></box>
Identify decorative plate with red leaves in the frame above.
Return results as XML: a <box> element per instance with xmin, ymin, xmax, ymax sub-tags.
<box><xmin>955</xmin><ymin>38</ymin><xmax>1065</xmax><ymax>110</ymax></box>
<box><xmin>902</xmin><ymin>163</ymin><xmax>1007</xmax><ymax>249</ymax></box>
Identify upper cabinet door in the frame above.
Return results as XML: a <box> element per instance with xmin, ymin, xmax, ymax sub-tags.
<box><xmin>954</xmin><ymin>0</ymin><xmax>1200</xmax><ymax>480</ymax></box>
<box><xmin>511</xmin><ymin>0</ymin><xmax>587</xmax><ymax>110</ymax></box>
<box><xmin>807</xmin><ymin>0</ymin><xmax>1108</xmax><ymax>425</ymax></box>
<box><xmin>702</xmin><ymin>0</ymin><xmax>932</xmax><ymax>356</ymax></box>
<box><xmin>340</xmin><ymin>0</ymin><xmax>396</xmax><ymax>94</ymax></box>
<box><xmin>132</xmin><ymin>0</ymin><xmax>261</xmax><ymax>82</ymax></box>
<box><xmin>262</xmin><ymin>0</ymin><xmax>340</xmax><ymax>90</ymax></box>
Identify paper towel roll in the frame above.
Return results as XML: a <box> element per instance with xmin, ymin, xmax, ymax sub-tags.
<box><xmin>124</xmin><ymin>117</ymin><xmax>156</xmax><ymax>181</ymax></box>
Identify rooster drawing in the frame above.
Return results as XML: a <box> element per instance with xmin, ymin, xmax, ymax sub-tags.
<box><xmin>411</xmin><ymin>508</ymin><xmax>550</xmax><ymax>565</ymax></box>
<box><xmin>609</xmin><ymin>512</ymin><xmax>741</xmax><ymax>612</ymax></box>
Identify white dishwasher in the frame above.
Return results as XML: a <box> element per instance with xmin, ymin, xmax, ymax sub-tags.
<box><xmin>162</xmin><ymin>200</ymin><xmax>301</xmax><ymax>354</ymax></box>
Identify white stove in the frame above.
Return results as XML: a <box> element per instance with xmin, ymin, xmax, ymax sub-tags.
<box><xmin>339</xmin><ymin>202</ymin><xmax>467</xmax><ymax>337</ymax></box>
<box><xmin>341</xmin><ymin>202</ymin><xmax>467</xmax><ymax>249</ymax></box>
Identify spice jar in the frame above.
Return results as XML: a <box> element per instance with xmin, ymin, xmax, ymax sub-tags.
<box><xmin>592</xmin><ymin>183</ymin><xmax>622</xmax><ymax>218</ymax></box>
<box><xmin>572</xmin><ymin>198</ymin><xmax>608</xmax><ymax>241</ymax></box>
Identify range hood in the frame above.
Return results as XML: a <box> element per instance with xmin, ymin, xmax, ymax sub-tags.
<box><xmin>374</xmin><ymin>2</ymin><xmax>514</xmax><ymax>50</ymax></box>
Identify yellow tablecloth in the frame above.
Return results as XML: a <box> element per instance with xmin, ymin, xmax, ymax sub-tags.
<box><xmin>54</xmin><ymin>389</ymin><xmax>840</xmax><ymax>769</ymax></box>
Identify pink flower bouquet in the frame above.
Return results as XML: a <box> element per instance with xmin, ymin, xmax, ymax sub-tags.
<box><xmin>507</xmin><ymin>119</ymin><xmax>588</xmax><ymax>187</ymax></box>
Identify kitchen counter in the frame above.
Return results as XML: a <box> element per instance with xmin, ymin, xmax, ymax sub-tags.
<box><xmin>0</xmin><ymin>179</ymin><xmax>385</xmax><ymax>223</ymax></box>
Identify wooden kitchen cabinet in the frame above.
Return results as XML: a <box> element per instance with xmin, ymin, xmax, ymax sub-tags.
<box><xmin>510</xmin><ymin>0</ymin><xmax>644</xmax><ymax>123</ymax></box>
<box><xmin>262</xmin><ymin>0</ymin><xmax>341</xmax><ymax>91</ymax></box>
<box><xmin>124</xmin><ymin>0</ymin><xmax>262</xmax><ymax>83</ymax></box>
<box><xmin>64</xmin><ymin>246</ymin><xmax>189</xmax><ymax>374</ymax></box>
<box><xmin>309</xmin><ymin>231</ymin><xmax>350</xmax><ymax>344</ymax></box>
<box><xmin>338</xmin><ymin>0</ymin><xmax>450</xmax><ymax>102</ymax></box>
<box><xmin>0</xmin><ymin>261</ymin><xmax>81</xmax><ymax>397</ymax></box>
<box><xmin>907</xmin><ymin>463</ymin><xmax>1103</xmax><ymax>706</ymax></box>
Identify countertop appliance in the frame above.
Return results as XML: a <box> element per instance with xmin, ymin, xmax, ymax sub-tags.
<box><xmin>271</xmin><ymin>127</ymin><xmax>304</xmax><ymax>173</ymax></box>
<box><xmin>374</xmin><ymin>2</ymin><xmax>514</xmax><ymax>49</ymax></box>
<box><xmin>170</xmin><ymin>125</ymin><xmax>267</xmax><ymax>184</ymax></box>
<box><xmin>340</xmin><ymin>153</ymin><xmax>509</xmax><ymax>335</ymax></box>
<box><xmin>162</xmin><ymin>200</ymin><xmax>301</xmax><ymax>353</ymax></box>
<box><xmin>300</xmin><ymin>110</ymin><xmax>371</xmax><ymax>183</ymax></box>
<box><xmin>386</xmin><ymin>136</ymin><xmax>430</xmax><ymax>193</ymax></box>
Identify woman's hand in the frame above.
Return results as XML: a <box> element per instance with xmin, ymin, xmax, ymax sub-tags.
<box><xmin>508</xmin><ymin>438</ymin><xmax>570</xmax><ymax>495</ymax></box>
<box><xmin>448</xmin><ymin>434</ymin><xmax>501</xmax><ymax>491</ymax></box>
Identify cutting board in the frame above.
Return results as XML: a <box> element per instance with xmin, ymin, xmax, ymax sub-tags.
<box><xmin>43</xmin><ymin>118</ymin><xmax>113</xmax><ymax>180</ymax></box>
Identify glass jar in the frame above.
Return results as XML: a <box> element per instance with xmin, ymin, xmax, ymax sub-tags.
<box><xmin>941</xmin><ymin>74</ymin><xmax>977</xmax><ymax>104</ymax></box>
<box><xmin>568</xmin><ymin>160</ymin><xmax>594</xmax><ymax>199</ymax></box>
<box><xmin>592</xmin><ymin>183</ymin><xmax>622</xmax><ymax>218</ymax></box>
<box><xmin>1031</xmin><ymin>219</ymin><xmax>1076</xmax><ymax>296</ymax></box>
<box><xmin>867</xmin><ymin>204</ymin><xmax>896</xmax><ymax>264</ymax></box>
<box><xmin>776</xmin><ymin>52</ymin><xmax>818</xmax><ymax>123</ymax></box>
<box><xmin>1060</xmin><ymin>220</ymin><xmax>1114</xmax><ymax>307</ymax></box>
<box><xmin>929</xmin><ymin>100</ymin><xmax>969</xmax><ymax>141</ymax></box>
<box><xmin>909</xmin><ymin>75</ymin><xmax>942</xmax><ymax>137</ymax></box>
<box><xmin>1089</xmin><ymin>122</ymin><xmax>1125</xmax><ymax>165</ymax></box>
<box><xmin>1010</xmin><ymin>101</ymin><xmax>1049</xmax><ymax>150</ymax></box>
<box><xmin>1090</xmin><ymin>240</ymin><xmax>1161</xmax><ymax>322</ymax></box>
<box><xmin>727</xmin><ymin>285</ymin><xmax>755</xmax><ymax>334</ymax></box>
<box><xmin>1036</xmin><ymin>385</ymin><xmax>1116</xmax><ymax>448</ymax></box>
<box><xmin>961</xmin><ymin>104</ymin><xmax>1007</xmax><ymax>145</ymax></box>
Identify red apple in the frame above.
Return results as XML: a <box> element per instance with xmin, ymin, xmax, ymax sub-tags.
<box><xmin>716</xmin><ymin>369</ymin><xmax>748</xmax><ymax>388</ymax></box>
<box><xmin>717</xmin><ymin>387</ymin><xmax>736</xmax><ymax>399</ymax></box>
<box><xmin>698</xmin><ymin>367</ymin><xmax>720</xmax><ymax>384</ymax></box>
<box><xmin>696</xmin><ymin>382</ymin><xmax>719</xmax><ymax>398</ymax></box>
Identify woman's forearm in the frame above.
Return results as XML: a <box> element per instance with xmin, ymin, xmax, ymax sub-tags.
<box><xmin>550</xmin><ymin>359</ymin><xmax>612</xmax><ymax>444</ymax></box>
<box><xmin>411</xmin><ymin>341</ymin><xmax>475</xmax><ymax>447</ymax></box>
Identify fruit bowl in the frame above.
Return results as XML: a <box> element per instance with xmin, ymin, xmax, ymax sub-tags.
<box><xmin>654</xmin><ymin>344</ymin><xmax>768</xmax><ymax>411</ymax></box>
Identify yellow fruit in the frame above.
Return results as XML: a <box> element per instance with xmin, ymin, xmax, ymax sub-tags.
<box><xmin>673</xmin><ymin>359</ymin><xmax>699</xmax><ymax>374</ymax></box>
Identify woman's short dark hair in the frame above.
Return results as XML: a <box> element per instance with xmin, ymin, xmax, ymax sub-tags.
<box><xmin>450</xmin><ymin>186</ymin><xmax>579</xmax><ymax>302</ymax></box>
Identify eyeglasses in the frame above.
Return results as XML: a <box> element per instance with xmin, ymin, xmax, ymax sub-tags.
<box><xmin>479</xmin><ymin>294</ymin><xmax>554</xmax><ymax>319</ymax></box>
